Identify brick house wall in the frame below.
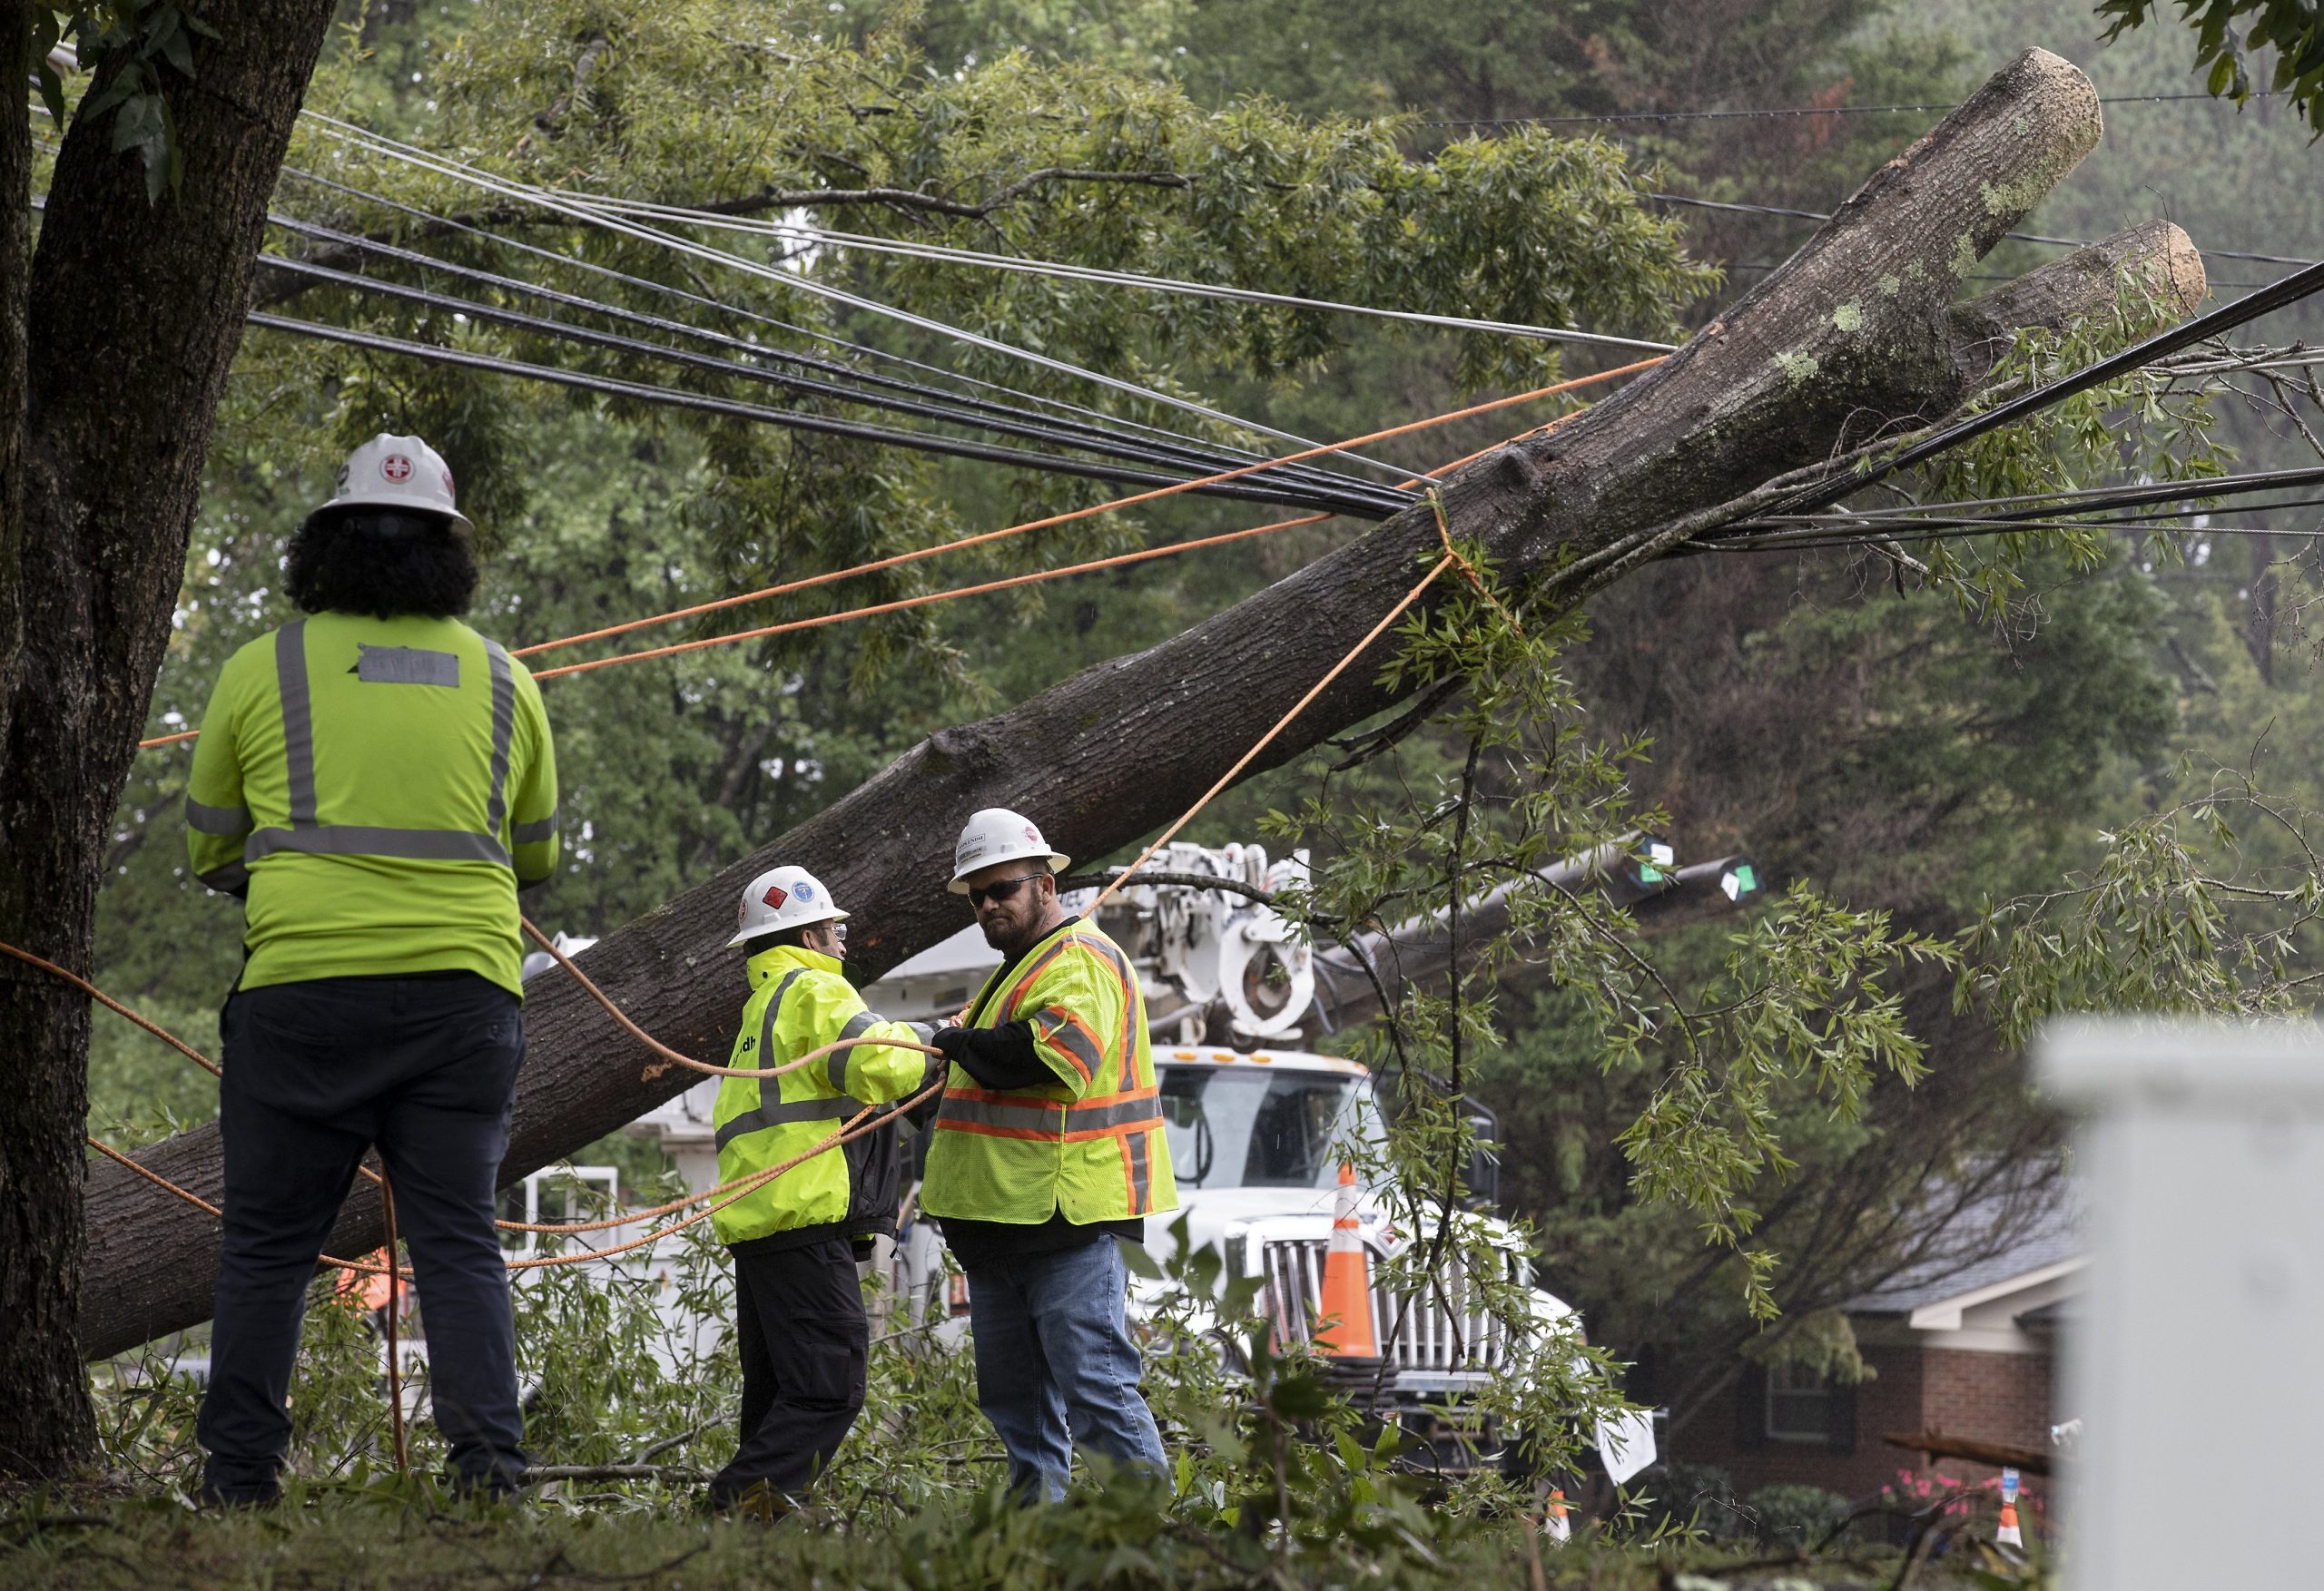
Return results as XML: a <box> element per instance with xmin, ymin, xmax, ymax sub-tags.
<box><xmin>1666</xmin><ymin>1341</ymin><xmax>2057</xmax><ymax>1501</ymax></box>
<box><xmin>1919</xmin><ymin>1346</ymin><xmax>2054</xmax><ymax>1477</ymax></box>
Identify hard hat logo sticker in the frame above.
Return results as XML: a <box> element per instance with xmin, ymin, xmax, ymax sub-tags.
<box><xmin>380</xmin><ymin>455</ymin><xmax>414</xmax><ymax>483</ymax></box>
<box><xmin>1024</xmin><ymin>825</ymin><xmax>1040</xmax><ymax>844</ymax></box>
<box><xmin>762</xmin><ymin>885</ymin><xmax>789</xmax><ymax>910</ymax></box>
<box><xmin>794</xmin><ymin>881</ymin><xmax>814</xmax><ymax>901</ymax></box>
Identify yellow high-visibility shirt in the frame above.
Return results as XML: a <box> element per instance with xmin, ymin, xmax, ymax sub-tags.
<box><xmin>184</xmin><ymin>612</ymin><xmax>557</xmax><ymax>993</ymax></box>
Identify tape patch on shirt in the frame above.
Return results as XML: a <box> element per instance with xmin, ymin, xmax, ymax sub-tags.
<box><xmin>354</xmin><ymin>644</ymin><xmax>461</xmax><ymax>687</ymax></box>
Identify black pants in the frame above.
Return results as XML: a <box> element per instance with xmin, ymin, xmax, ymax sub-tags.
<box><xmin>197</xmin><ymin>973</ymin><xmax>527</xmax><ymax>1499</ymax></box>
<box><xmin>712</xmin><ymin>1235</ymin><xmax>869</xmax><ymax>1505</ymax></box>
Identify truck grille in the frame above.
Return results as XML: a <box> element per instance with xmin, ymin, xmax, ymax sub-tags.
<box><xmin>1259</xmin><ymin>1237</ymin><xmax>1513</xmax><ymax>1374</ymax></box>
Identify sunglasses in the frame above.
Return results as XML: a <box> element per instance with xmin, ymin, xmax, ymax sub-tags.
<box><xmin>967</xmin><ymin>871</ymin><xmax>1049</xmax><ymax>908</ymax></box>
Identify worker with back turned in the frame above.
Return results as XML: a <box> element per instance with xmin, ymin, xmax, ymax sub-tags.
<box><xmin>184</xmin><ymin>435</ymin><xmax>558</xmax><ymax>1505</ymax></box>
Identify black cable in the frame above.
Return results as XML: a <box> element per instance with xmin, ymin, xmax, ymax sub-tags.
<box><xmin>1713</xmin><ymin>471</ymin><xmax>2324</xmax><ymax>553</ymax></box>
<box><xmin>1730</xmin><ymin>267</ymin><xmax>2324</xmax><ymax>529</ymax></box>
<box><xmin>254</xmin><ymin>253</ymin><xmax>1418</xmax><ymax>519</ymax></box>
<box><xmin>1817</xmin><ymin>468</ymin><xmax>2324</xmax><ymax>526</ymax></box>
<box><xmin>1648</xmin><ymin>192</ymin><xmax>2319</xmax><ymax>269</ymax></box>
<box><xmin>241</xmin><ymin>311</ymin><xmax>1406</xmax><ymax>516</ymax></box>
<box><xmin>275</xmin><ymin>163</ymin><xmax>1408</xmax><ymax>481</ymax></box>
<box><xmin>1428</xmin><ymin>89</ymin><xmax>2287</xmax><ymax>127</ymax></box>
<box><xmin>263</xmin><ymin>203</ymin><xmax>1405</xmax><ymax>508</ymax></box>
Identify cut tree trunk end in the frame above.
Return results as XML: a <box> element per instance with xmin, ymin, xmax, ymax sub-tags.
<box><xmin>76</xmin><ymin>48</ymin><xmax>2206</xmax><ymax>1360</ymax></box>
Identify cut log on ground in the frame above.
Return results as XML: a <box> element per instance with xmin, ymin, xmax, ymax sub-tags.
<box><xmin>78</xmin><ymin>48</ymin><xmax>2207</xmax><ymax>1359</ymax></box>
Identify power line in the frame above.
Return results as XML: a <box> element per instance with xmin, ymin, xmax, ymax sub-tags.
<box><xmin>564</xmin><ymin>196</ymin><xmax>1679</xmax><ymax>356</ymax></box>
<box><xmin>258</xmin><ymin>213</ymin><xmax>1412</xmax><ymax>512</ymax></box>
<box><xmin>1714</xmin><ymin>261</ymin><xmax>2324</xmax><ymax>536</ymax></box>
<box><xmin>300</xmin><ymin>113</ymin><xmax>1423</xmax><ymax>486</ymax></box>
<box><xmin>1647</xmin><ymin>192</ymin><xmax>2319</xmax><ymax>269</ymax></box>
<box><xmin>1427</xmin><ymin>89</ymin><xmax>2287</xmax><ymax>128</ymax></box>
<box><xmin>253</xmin><ymin>252</ymin><xmax>1418</xmax><ymax>518</ymax></box>
<box><xmin>244</xmin><ymin>312</ymin><xmax>1410</xmax><ymax>516</ymax></box>
<box><xmin>274</xmin><ymin>163</ymin><xmax>1331</xmax><ymax>473</ymax></box>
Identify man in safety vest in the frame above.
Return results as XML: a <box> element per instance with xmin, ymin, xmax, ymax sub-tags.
<box><xmin>919</xmin><ymin>809</ymin><xmax>1178</xmax><ymax>1500</ymax></box>
<box><xmin>184</xmin><ymin>435</ymin><xmax>557</xmax><ymax>1506</ymax></box>
<box><xmin>707</xmin><ymin>864</ymin><xmax>940</xmax><ymax>1515</ymax></box>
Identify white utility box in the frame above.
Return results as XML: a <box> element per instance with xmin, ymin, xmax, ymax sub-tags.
<box><xmin>2036</xmin><ymin>1017</ymin><xmax>2323</xmax><ymax>1589</ymax></box>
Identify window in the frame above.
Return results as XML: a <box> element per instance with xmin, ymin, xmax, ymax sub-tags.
<box><xmin>1765</xmin><ymin>1360</ymin><xmax>1837</xmax><ymax>1443</ymax></box>
<box><xmin>1157</xmin><ymin>1067</ymin><xmax>1380</xmax><ymax>1189</ymax></box>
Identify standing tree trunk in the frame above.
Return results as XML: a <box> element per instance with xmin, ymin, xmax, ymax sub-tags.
<box><xmin>72</xmin><ymin>50</ymin><xmax>2206</xmax><ymax>1360</ymax></box>
<box><xmin>0</xmin><ymin>2</ymin><xmax>341</xmax><ymax>1478</ymax></box>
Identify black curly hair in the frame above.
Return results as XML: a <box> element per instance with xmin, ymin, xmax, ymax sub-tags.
<box><xmin>284</xmin><ymin>508</ymin><xmax>478</xmax><ymax>620</ymax></box>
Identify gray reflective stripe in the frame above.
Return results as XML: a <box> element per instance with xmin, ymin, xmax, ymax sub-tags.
<box><xmin>714</xmin><ymin>1095</ymin><xmax>856</xmax><ymax>1153</ymax></box>
<box><xmin>197</xmin><ymin>861</ymin><xmax>251</xmax><ymax>893</ymax></box>
<box><xmin>512</xmin><ymin>811</ymin><xmax>557</xmax><ymax>845</ymax></box>
<box><xmin>244</xmin><ymin>826</ymin><xmax>510</xmax><ymax>865</ymax></box>
<box><xmin>938</xmin><ymin>1093</ymin><xmax>1064</xmax><ymax>1132</ymax></box>
<box><xmin>275</xmin><ymin>621</ymin><xmax>317</xmax><ymax>827</ymax></box>
<box><xmin>1125</xmin><ymin>1127</ymin><xmax>1150</xmax><ymax>1214</ymax></box>
<box><xmin>1033</xmin><ymin>1009</ymin><xmax>1102</xmax><ymax>1080</ymax></box>
<box><xmin>1066</xmin><ymin>1095</ymin><xmax>1164</xmax><ymax>1131</ymax></box>
<box><xmin>185</xmin><ymin>797</ymin><xmax>253</xmax><ymax>836</ymax></box>
<box><xmin>484</xmin><ymin>641</ymin><xmax>515</xmax><ymax>842</ymax></box>
<box><xmin>266</xmin><ymin>622</ymin><xmax>518</xmax><ymax>870</ymax></box>
<box><xmin>828</xmin><ymin>1008</ymin><xmax>882</xmax><ymax>1091</ymax></box>
<box><xmin>356</xmin><ymin>644</ymin><xmax>460</xmax><ymax>686</ymax></box>
<box><xmin>758</xmin><ymin>969</ymin><xmax>809</xmax><ymax>1060</ymax></box>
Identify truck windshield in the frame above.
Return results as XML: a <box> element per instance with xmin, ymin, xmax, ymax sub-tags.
<box><xmin>1157</xmin><ymin>1066</ymin><xmax>1376</xmax><ymax>1190</ymax></box>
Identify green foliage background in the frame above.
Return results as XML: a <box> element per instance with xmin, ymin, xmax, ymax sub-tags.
<box><xmin>59</xmin><ymin>0</ymin><xmax>2324</xmax><ymax>1514</ymax></box>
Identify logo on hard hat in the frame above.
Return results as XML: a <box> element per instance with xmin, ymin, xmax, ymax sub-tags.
<box><xmin>380</xmin><ymin>455</ymin><xmax>414</xmax><ymax>483</ymax></box>
<box><xmin>1024</xmin><ymin>824</ymin><xmax>1040</xmax><ymax>844</ymax></box>
<box><xmin>762</xmin><ymin>885</ymin><xmax>789</xmax><ymax>911</ymax></box>
<box><xmin>793</xmin><ymin>881</ymin><xmax>815</xmax><ymax>901</ymax></box>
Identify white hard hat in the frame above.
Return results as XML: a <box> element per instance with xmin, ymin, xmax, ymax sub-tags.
<box><xmin>320</xmin><ymin>433</ymin><xmax>473</xmax><ymax>535</ymax></box>
<box><xmin>949</xmin><ymin>808</ymin><xmax>1070</xmax><ymax>895</ymax></box>
<box><xmin>728</xmin><ymin>864</ymin><xmax>851</xmax><ymax>948</ymax></box>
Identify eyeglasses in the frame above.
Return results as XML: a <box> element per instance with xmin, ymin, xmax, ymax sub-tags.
<box><xmin>967</xmin><ymin>871</ymin><xmax>1049</xmax><ymax>908</ymax></box>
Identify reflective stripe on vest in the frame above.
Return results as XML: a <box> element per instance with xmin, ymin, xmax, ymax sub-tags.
<box><xmin>827</xmin><ymin>1008</ymin><xmax>881</xmax><ymax>1092</ymax></box>
<box><xmin>241</xmin><ymin>618</ymin><xmax>517</xmax><ymax>869</ymax></box>
<box><xmin>938</xmin><ymin>1085</ymin><xmax>1161</xmax><ymax>1141</ymax></box>
<box><xmin>714</xmin><ymin>970</ymin><xmax>861</xmax><ymax>1152</ymax></box>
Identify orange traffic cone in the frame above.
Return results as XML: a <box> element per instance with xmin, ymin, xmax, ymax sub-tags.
<box><xmin>1996</xmin><ymin>1466</ymin><xmax>2024</xmax><ymax>1548</ymax></box>
<box><xmin>1313</xmin><ymin>1163</ymin><xmax>1378</xmax><ymax>1357</ymax></box>
<box><xmin>1543</xmin><ymin>1488</ymin><xmax>1571</xmax><ymax>1544</ymax></box>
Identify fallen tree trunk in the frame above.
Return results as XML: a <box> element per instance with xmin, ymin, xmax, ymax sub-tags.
<box><xmin>78</xmin><ymin>48</ymin><xmax>2204</xmax><ymax>1359</ymax></box>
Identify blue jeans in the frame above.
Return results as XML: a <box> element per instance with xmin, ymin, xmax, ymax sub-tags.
<box><xmin>965</xmin><ymin>1236</ymin><xmax>1167</xmax><ymax>1500</ymax></box>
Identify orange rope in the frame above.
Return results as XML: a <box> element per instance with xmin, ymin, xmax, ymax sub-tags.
<box><xmin>506</xmin><ymin>358</ymin><xmax>1659</xmax><ymax>663</ymax></box>
<box><xmin>530</xmin><ymin>514</ymin><xmax>1326</xmax><ymax>681</ymax></box>
<box><xmin>12</xmin><ymin>930</ymin><xmax>930</xmax><ymax>1246</ymax></box>
<box><xmin>135</xmin><ymin>358</ymin><xmax>1661</xmax><ymax>744</ymax></box>
<box><xmin>83</xmin><ymin>1134</ymin><xmax>408</xmax><ymax>1278</ymax></box>
<box><xmin>518</xmin><ymin>916</ymin><xmax>941</xmax><ymax>1079</ymax></box>
<box><xmin>1087</xmin><ymin>552</ymin><xmax>1459</xmax><ymax>915</ymax></box>
<box><xmin>502</xmin><ymin>1082</ymin><xmax>940</xmax><ymax>1270</ymax></box>
<box><xmin>3</xmin><ymin>940</ymin><xmax>221</xmax><ymax>1078</ymax></box>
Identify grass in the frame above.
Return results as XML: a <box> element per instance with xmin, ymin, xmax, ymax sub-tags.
<box><xmin>0</xmin><ymin>1481</ymin><xmax>2028</xmax><ymax>1591</ymax></box>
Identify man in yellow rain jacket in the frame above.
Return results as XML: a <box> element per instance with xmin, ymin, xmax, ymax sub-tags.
<box><xmin>184</xmin><ymin>435</ymin><xmax>556</xmax><ymax>1506</ymax></box>
<box><xmin>919</xmin><ymin>809</ymin><xmax>1178</xmax><ymax>1501</ymax></box>
<box><xmin>708</xmin><ymin>864</ymin><xmax>941</xmax><ymax>1513</ymax></box>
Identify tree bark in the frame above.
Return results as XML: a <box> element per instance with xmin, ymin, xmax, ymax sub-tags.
<box><xmin>0</xmin><ymin>3</ymin><xmax>341</xmax><ymax>1474</ymax></box>
<box><xmin>74</xmin><ymin>49</ymin><xmax>2207</xmax><ymax>1360</ymax></box>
